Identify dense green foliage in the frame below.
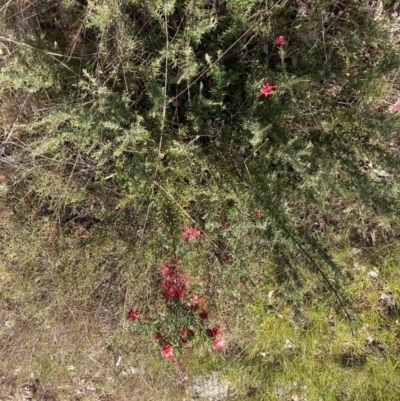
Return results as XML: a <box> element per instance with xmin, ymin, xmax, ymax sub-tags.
<box><xmin>2</xmin><ymin>0</ymin><xmax>399</xmax><ymax>298</ymax></box>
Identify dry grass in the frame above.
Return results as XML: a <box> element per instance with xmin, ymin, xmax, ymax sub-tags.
<box><xmin>1</xmin><ymin>188</ymin><xmax>400</xmax><ymax>400</ymax></box>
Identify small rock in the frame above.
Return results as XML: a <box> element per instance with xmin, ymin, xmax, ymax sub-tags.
<box><xmin>379</xmin><ymin>293</ymin><xmax>396</xmax><ymax>312</ymax></box>
<box><xmin>351</xmin><ymin>248</ymin><xmax>362</xmax><ymax>256</ymax></box>
<box><xmin>5</xmin><ymin>320</ymin><xmax>15</xmax><ymax>329</ymax></box>
<box><xmin>191</xmin><ymin>373</ymin><xmax>234</xmax><ymax>399</ymax></box>
<box><xmin>283</xmin><ymin>339</ymin><xmax>294</xmax><ymax>350</ymax></box>
<box><xmin>366</xmin><ymin>336</ymin><xmax>385</xmax><ymax>352</ymax></box>
<box><xmin>296</xmin><ymin>4</ymin><xmax>308</xmax><ymax>20</ymax></box>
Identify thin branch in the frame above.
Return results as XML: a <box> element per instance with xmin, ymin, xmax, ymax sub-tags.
<box><xmin>227</xmin><ymin>154</ymin><xmax>355</xmax><ymax>334</ymax></box>
<box><xmin>0</xmin><ymin>35</ymin><xmax>79</xmax><ymax>58</ymax></box>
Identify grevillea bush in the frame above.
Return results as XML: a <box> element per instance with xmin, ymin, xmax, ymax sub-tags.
<box><xmin>127</xmin><ymin>230</ymin><xmax>227</xmax><ymax>367</ymax></box>
<box><xmin>1</xmin><ymin>0</ymin><xmax>400</xmax><ymax>369</ymax></box>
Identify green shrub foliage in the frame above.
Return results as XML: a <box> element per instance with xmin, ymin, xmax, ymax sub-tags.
<box><xmin>2</xmin><ymin>0</ymin><xmax>400</xmax><ymax>307</ymax></box>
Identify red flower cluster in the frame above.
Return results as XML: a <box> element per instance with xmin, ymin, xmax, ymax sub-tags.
<box><xmin>275</xmin><ymin>35</ymin><xmax>285</xmax><ymax>46</ymax></box>
<box><xmin>206</xmin><ymin>325</ymin><xmax>222</xmax><ymax>338</ymax></box>
<box><xmin>199</xmin><ymin>310</ymin><xmax>210</xmax><ymax>320</ymax></box>
<box><xmin>161</xmin><ymin>344</ymin><xmax>173</xmax><ymax>359</ymax></box>
<box><xmin>257</xmin><ymin>81</ymin><xmax>278</xmax><ymax>98</ymax></box>
<box><xmin>127</xmin><ymin>307</ymin><xmax>139</xmax><ymax>320</ymax></box>
<box><xmin>158</xmin><ymin>259</ymin><xmax>189</xmax><ymax>300</ymax></box>
<box><xmin>160</xmin><ymin>343</ymin><xmax>185</xmax><ymax>372</ymax></box>
<box><xmin>206</xmin><ymin>325</ymin><xmax>226</xmax><ymax>352</ymax></box>
<box><xmin>152</xmin><ymin>257</ymin><xmax>223</xmax><ymax>359</ymax></box>
<box><xmin>181</xmin><ymin>227</ymin><xmax>205</xmax><ymax>242</ymax></box>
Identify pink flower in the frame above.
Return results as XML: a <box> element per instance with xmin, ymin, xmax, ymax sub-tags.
<box><xmin>206</xmin><ymin>325</ymin><xmax>222</xmax><ymax>338</ymax></box>
<box><xmin>256</xmin><ymin>209</ymin><xmax>264</xmax><ymax>217</ymax></box>
<box><xmin>389</xmin><ymin>103</ymin><xmax>400</xmax><ymax>114</ymax></box>
<box><xmin>221</xmin><ymin>220</ymin><xmax>228</xmax><ymax>229</ymax></box>
<box><xmin>257</xmin><ymin>81</ymin><xmax>278</xmax><ymax>98</ymax></box>
<box><xmin>161</xmin><ymin>344</ymin><xmax>173</xmax><ymax>359</ymax></box>
<box><xmin>213</xmin><ymin>338</ymin><xmax>227</xmax><ymax>352</ymax></box>
<box><xmin>181</xmin><ymin>227</ymin><xmax>205</xmax><ymax>242</ymax></box>
<box><xmin>127</xmin><ymin>308</ymin><xmax>139</xmax><ymax>320</ymax></box>
<box><xmin>182</xmin><ymin>341</ymin><xmax>191</xmax><ymax>348</ymax></box>
<box><xmin>275</xmin><ymin>35</ymin><xmax>285</xmax><ymax>46</ymax></box>
<box><xmin>199</xmin><ymin>310</ymin><xmax>210</xmax><ymax>320</ymax></box>
<box><xmin>181</xmin><ymin>328</ymin><xmax>188</xmax><ymax>339</ymax></box>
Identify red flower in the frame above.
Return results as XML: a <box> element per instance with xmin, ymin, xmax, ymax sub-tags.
<box><xmin>157</xmin><ymin>259</ymin><xmax>181</xmax><ymax>277</ymax></box>
<box><xmin>256</xmin><ymin>209</ymin><xmax>264</xmax><ymax>217</ymax></box>
<box><xmin>181</xmin><ymin>227</ymin><xmax>205</xmax><ymax>242</ymax></box>
<box><xmin>206</xmin><ymin>325</ymin><xmax>222</xmax><ymax>338</ymax></box>
<box><xmin>389</xmin><ymin>103</ymin><xmax>400</xmax><ymax>114</ymax></box>
<box><xmin>154</xmin><ymin>332</ymin><xmax>163</xmax><ymax>341</ymax></box>
<box><xmin>162</xmin><ymin>284</ymin><xmax>186</xmax><ymax>299</ymax></box>
<box><xmin>181</xmin><ymin>328</ymin><xmax>188</xmax><ymax>339</ymax></box>
<box><xmin>275</xmin><ymin>35</ymin><xmax>285</xmax><ymax>46</ymax></box>
<box><xmin>257</xmin><ymin>81</ymin><xmax>278</xmax><ymax>98</ymax></box>
<box><xmin>161</xmin><ymin>344</ymin><xmax>173</xmax><ymax>359</ymax></box>
<box><xmin>220</xmin><ymin>220</ymin><xmax>228</xmax><ymax>229</ymax></box>
<box><xmin>199</xmin><ymin>310</ymin><xmax>210</xmax><ymax>320</ymax></box>
<box><xmin>127</xmin><ymin>307</ymin><xmax>139</xmax><ymax>320</ymax></box>
<box><xmin>160</xmin><ymin>268</ymin><xmax>189</xmax><ymax>300</ymax></box>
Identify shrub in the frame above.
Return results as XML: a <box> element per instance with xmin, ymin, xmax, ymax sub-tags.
<box><xmin>1</xmin><ymin>0</ymin><xmax>400</xmax><ymax>347</ymax></box>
